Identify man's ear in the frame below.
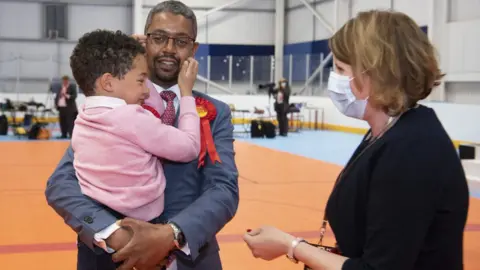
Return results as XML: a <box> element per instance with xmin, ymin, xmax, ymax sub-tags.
<box><xmin>98</xmin><ymin>73</ymin><xmax>115</xmax><ymax>93</ymax></box>
<box><xmin>191</xmin><ymin>42</ymin><xmax>199</xmax><ymax>56</ymax></box>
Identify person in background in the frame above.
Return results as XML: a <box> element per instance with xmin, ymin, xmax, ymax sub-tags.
<box><xmin>53</xmin><ymin>75</ymin><xmax>77</xmax><ymax>138</ymax></box>
<box><xmin>243</xmin><ymin>10</ymin><xmax>469</xmax><ymax>270</ymax></box>
<box><xmin>274</xmin><ymin>78</ymin><xmax>290</xmax><ymax>136</ymax></box>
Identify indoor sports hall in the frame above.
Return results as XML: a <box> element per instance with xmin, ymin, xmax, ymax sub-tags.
<box><xmin>1</xmin><ymin>0</ymin><xmax>480</xmax><ymax>269</ymax></box>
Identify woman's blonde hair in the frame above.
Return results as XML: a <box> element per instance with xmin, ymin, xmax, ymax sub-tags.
<box><xmin>329</xmin><ymin>10</ymin><xmax>444</xmax><ymax>115</ymax></box>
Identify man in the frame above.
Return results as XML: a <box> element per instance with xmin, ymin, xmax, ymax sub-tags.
<box><xmin>274</xmin><ymin>78</ymin><xmax>290</xmax><ymax>136</ymax></box>
<box><xmin>52</xmin><ymin>75</ymin><xmax>77</xmax><ymax>138</ymax></box>
<box><xmin>45</xmin><ymin>1</ymin><xmax>239</xmax><ymax>270</ymax></box>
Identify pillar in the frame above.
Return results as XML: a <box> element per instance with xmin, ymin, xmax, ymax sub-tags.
<box><xmin>427</xmin><ymin>0</ymin><xmax>448</xmax><ymax>101</ymax></box>
<box><xmin>274</xmin><ymin>0</ymin><xmax>285</xmax><ymax>83</ymax></box>
<box><xmin>133</xmin><ymin>0</ymin><xmax>143</xmax><ymax>34</ymax></box>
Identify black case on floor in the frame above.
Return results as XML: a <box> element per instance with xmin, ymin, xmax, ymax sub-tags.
<box><xmin>250</xmin><ymin>120</ymin><xmax>264</xmax><ymax>138</ymax></box>
<box><xmin>263</xmin><ymin>121</ymin><xmax>276</xmax><ymax>138</ymax></box>
<box><xmin>459</xmin><ymin>144</ymin><xmax>475</xmax><ymax>159</ymax></box>
<box><xmin>250</xmin><ymin>120</ymin><xmax>276</xmax><ymax>139</ymax></box>
<box><xmin>0</xmin><ymin>115</ymin><xmax>8</xmax><ymax>135</ymax></box>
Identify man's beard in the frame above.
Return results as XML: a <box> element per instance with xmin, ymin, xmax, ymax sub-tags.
<box><xmin>151</xmin><ymin>55</ymin><xmax>181</xmax><ymax>84</ymax></box>
<box><xmin>153</xmin><ymin>67</ymin><xmax>179</xmax><ymax>83</ymax></box>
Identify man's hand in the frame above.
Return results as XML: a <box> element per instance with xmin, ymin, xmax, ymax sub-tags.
<box><xmin>178</xmin><ymin>57</ymin><xmax>198</xmax><ymax>97</ymax></box>
<box><xmin>112</xmin><ymin>218</ymin><xmax>176</xmax><ymax>270</ymax></box>
<box><xmin>132</xmin><ymin>34</ymin><xmax>147</xmax><ymax>47</ymax></box>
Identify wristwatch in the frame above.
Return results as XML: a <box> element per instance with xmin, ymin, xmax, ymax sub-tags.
<box><xmin>286</xmin><ymin>237</ymin><xmax>306</xmax><ymax>263</ymax></box>
<box><xmin>168</xmin><ymin>222</ymin><xmax>186</xmax><ymax>249</ymax></box>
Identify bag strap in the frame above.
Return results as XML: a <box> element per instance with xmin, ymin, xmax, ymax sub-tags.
<box><xmin>318</xmin><ymin>159</ymin><xmax>349</xmax><ymax>245</ymax></box>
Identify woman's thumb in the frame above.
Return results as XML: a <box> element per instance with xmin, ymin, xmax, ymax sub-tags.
<box><xmin>246</xmin><ymin>227</ymin><xmax>262</xmax><ymax>236</ymax></box>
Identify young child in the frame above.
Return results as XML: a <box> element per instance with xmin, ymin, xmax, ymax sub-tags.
<box><xmin>69</xmin><ymin>30</ymin><xmax>200</xmax><ymax>227</ymax></box>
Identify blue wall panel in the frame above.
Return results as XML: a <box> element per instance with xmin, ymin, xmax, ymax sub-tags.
<box><xmin>208</xmin><ymin>44</ymin><xmax>274</xmax><ymax>56</ymax></box>
<box><xmin>195</xmin><ymin>44</ymin><xmax>274</xmax><ymax>82</ymax></box>
<box><xmin>195</xmin><ymin>44</ymin><xmax>210</xmax><ymax>77</ymax></box>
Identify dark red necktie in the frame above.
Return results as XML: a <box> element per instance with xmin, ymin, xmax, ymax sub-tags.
<box><xmin>160</xmin><ymin>90</ymin><xmax>177</xmax><ymax>125</ymax></box>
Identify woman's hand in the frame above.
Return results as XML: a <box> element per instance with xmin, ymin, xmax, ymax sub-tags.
<box><xmin>243</xmin><ymin>226</ymin><xmax>296</xmax><ymax>261</ymax></box>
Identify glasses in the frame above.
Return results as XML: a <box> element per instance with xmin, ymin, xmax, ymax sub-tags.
<box><xmin>146</xmin><ymin>33</ymin><xmax>195</xmax><ymax>49</ymax></box>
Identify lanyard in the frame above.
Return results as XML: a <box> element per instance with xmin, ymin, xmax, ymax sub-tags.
<box><xmin>317</xmin><ymin>114</ymin><xmax>402</xmax><ymax>245</ymax></box>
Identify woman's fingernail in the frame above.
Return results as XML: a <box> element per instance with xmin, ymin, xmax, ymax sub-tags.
<box><xmin>247</xmin><ymin>229</ymin><xmax>252</xmax><ymax>232</ymax></box>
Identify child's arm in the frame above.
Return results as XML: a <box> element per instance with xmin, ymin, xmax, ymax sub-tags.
<box><xmin>116</xmin><ymin>97</ymin><xmax>200</xmax><ymax>162</ymax></box>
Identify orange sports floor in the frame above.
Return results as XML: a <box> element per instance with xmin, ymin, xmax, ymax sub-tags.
<box><xmin>0</xmin><ymin>141</ymin><xmax>479</xmax><ymax>269</ymax></box>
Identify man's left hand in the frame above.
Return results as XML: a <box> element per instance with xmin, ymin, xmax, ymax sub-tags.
<box><xmin>112</xmin><ymin>217</ymin><xmax>176</xmax><ymax>270</ymax></box>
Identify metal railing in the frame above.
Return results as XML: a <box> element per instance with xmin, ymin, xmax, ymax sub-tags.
<box><xmin>0</xmin><ymin>52</ymin><xmax>332</xmax><ymax>96</ymax></box>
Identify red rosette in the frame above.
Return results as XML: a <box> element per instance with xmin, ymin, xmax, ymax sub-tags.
<box><xmin>195</xmin><ymin>97</ymin><xmax>221</xmax><ymax>168</ymax></box>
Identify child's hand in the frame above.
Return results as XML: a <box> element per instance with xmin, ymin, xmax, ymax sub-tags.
<box><xmin>132</xmin><ymin>34</ymin><xmax>147</xmax><ymax>47</ymax></box>
<box><xmin>106</xmin><ymin>226</ymin><xmax>133</xmax><ymax>251</ymax></box>
<box><xmin>178</xmin><ymin>57</ymin><xmax>198</xmax><ymax>97</ymax></box>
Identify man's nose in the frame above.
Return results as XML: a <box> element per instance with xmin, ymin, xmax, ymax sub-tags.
<box><xmin>162</xmin><ymin>38</ymin><xmax>176</xmax><ymax>53</ymax></box>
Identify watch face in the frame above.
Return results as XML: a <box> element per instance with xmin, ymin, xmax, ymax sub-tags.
<box><xmin>177</xmin><ymin>231</ymin><xmax>186</xmax><ymax>247</ymax></box>
<box><xmin>170</xmin><ymin>223</ymin><xmax>186</xmax><ymax>248</ymax></box>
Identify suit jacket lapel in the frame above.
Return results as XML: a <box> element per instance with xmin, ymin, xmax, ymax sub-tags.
<box><xmin>174</xmin><ymin>91</ymin><xmax>198</xmax><ymax>127</ymax></box>
<box><xmin>174</xmin><ymin>107</ymin><xmax>180</xmax><ymax>127</ymax></box>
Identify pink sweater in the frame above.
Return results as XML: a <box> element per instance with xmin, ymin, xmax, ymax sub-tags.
<box><xmin>71</xmin><ymin>96</ymin><xmax>200</xmax><ymax>221</ymax></box>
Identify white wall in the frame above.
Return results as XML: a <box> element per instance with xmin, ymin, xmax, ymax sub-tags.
<box><xmin>427</xmin><ymin>0</ymin><xmax>480</xmax><ymax>104</ymax></box>
<box><xmin>286</xmin><ymin>0</ymin><xmax>330</xmax><ymax>43</ymax></box>
<box><xmin>285</xmin><ymin>0</ymin><xmax>480</xmax><ymax>104</ymax></box>
<box><xmin>286</xmin><ymin>0</ymin><xmax>428</xmax><ymax>47</ymax></box>
<box><xmin>0</xmin><ymin>0</ymin><xmax>277</xmax><ymax>95</ymax></box>
<box><xmin>0</xmin><ymin>0</ymin><xmax>132</xmax><ymax>94</ymax></box>
<box><xmin>286</xmin><ymin>0</ymin><xmax>336</xmax><ymax>43</ymax></box>
<box><xmin>141</xmin><ymin>0</ymin><xmax>276</xmax><ymax>45</ymax></box>
<box><xmin>68</xmin><ymin>5</ymin><xmax>131</xmax><ymax>40</ymax></box>
<box><xmin>448</xmin><ymin>0</ymin><xmax>480</xmax><ymax>22</ymax></box>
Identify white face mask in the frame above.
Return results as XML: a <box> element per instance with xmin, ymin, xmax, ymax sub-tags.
<box><xmin>327</xmin><ymin>70</ymin><xmax>368</xmax><ymax>120</ymax></box>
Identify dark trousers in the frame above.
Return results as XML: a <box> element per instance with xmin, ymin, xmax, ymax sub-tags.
<box><xmin>276</xmin><ymin>109</ymin><xmax>288</xmax><ymax>136</ymax></box>
<box><xmin>58</xmin><ymin>107</ymin><xmax>76</xmax><ymax>138</ymax></box>
<box><xmin>77</xmin><ymin>241</ymin><xmax>121</xmax><ymax>270</ymax></box>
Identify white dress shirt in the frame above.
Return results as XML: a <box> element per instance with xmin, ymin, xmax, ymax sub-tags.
<box><xmin>57</xmin><ymin>84</ymin><xmax>69</xmax><ymax>107</ymax></box>
<box><xmin>93</xmin><ymin>83</ymin><xmax>189</xmax><ymax>270</ymax></box>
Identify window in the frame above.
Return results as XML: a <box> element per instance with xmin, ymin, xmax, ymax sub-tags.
<box><xmin>44</xmin><ymin>3</ymin><xmax>68</xmax><ymax>39</ymax></box>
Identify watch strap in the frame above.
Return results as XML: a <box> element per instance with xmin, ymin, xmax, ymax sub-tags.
<box><xmin>168</xmin><ymin>222</ymin><xmax>185</xmax><ymax>249</ymax></box>
<box><xmin>286</xmin><ymin>237</ymin><xmax>305</xmax><ymax>263</ymax></box>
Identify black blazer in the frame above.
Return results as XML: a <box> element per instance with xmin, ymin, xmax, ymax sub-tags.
<box><xmin>274</xmin><ymin>85</ymin><xmax>290</xmax><ymax>112</ymax></box>
<box><xmin>326</xmin><ymin>105</ymin><xmax>469</xmax><ymax>270</ymax></box>
<box><xmin>54</xmin><ymin>83</ymin><xmax>78</xmax><ymax>112</ymax></box>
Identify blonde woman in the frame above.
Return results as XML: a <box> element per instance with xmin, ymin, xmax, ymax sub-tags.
<box><xmin>244</xmin><ymin>10</ymin><xmax>469</xmax><ymax>270</ymax></box>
